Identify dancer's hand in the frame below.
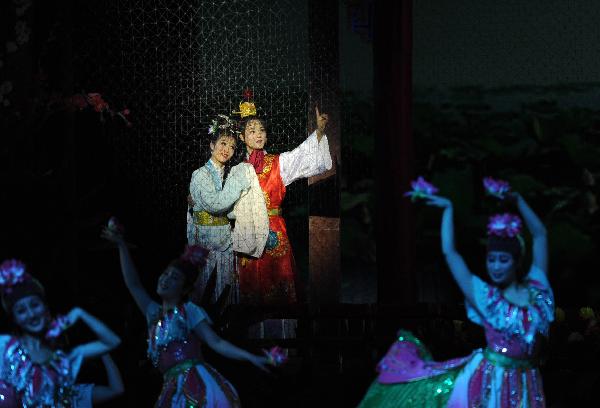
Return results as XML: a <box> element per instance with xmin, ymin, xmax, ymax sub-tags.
<box><xmin>101</xmin><ymin>226</ymin><xmax>125</xmax><ymax>247</ymax></box>
<box><xmin>315</xmin><ymin>106</ymin><xmax>329</xmax><ymax>140</ymax></box>
<box><xmin>248</xmin><ymin>354</ymin><xmax>271</xmax><ymax>373</ymax></box>
<box><xmin>424</xmin><ymin>195</ymin><xmax>452</xmax><ymax>209</ymax></box>
<box><xmin>504</xmin><ymin>191</ymin><xmax>522</xmax><ymax>204</ymax></box>
<box><xmin>66</xmin><ymin>307</ymin><xmax>82</xmax><ymax>326</ymax></box>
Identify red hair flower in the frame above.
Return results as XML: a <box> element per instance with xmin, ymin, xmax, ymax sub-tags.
<box><xmin>181</xmin><ymin>245</ymin><xmax>210</xmax><ymax>266</ymax></box>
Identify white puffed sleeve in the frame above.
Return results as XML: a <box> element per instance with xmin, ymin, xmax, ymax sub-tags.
<box><xmin>279</xmin><ymin>131</ymin><xmax>332</xmax><ymax>186</ymax></box>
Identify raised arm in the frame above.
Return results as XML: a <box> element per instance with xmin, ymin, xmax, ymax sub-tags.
<box><xmin>279</xmin><ymin>106</ymin><xmax>332</xmax><ymax>186</ymax></box>
<box><xmin>92</xmin><ymin>354</ymin><xmax>125</xmax><ymax>404</ymax></box>
<box><xmin>102</xmin><ymin>228</ymin><xmax>152</xmax><ymax>315</ymax></box>
<box><xmin>67</xmin><ymin>307</ymin><xmax>121</xmax><ymax>361</ymax></box>
<box><xmin>425</xmin><ymin>196</ymin><xmax>476</xmax><ymax>305</ymax></box>
<box><xmin>192</xmin><ymin>321</ymin><xmax>269</xmax><ymax>372</ymax></box>
<box><xmin>190</xmin><ymin>167</ymin><xmax>250</xmax><ymax>214</ymax></box>
<box><xmin>513</xmin><ymin>193</ymin><xmax>548</xmax><ymax>273</ymax></box>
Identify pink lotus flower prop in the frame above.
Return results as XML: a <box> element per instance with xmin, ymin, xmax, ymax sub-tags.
<box><xmin>487</xmin><ymin>213</ymin><xmax>523</xmax><ymax>238</ymax></box>
<box><xmin>483</xmin><ymin>177</ymin><xmax>511</xmax><ymax>199</ymax></box>
<box><xmin>0</xmin><ymin>259</ymin><xmax>27</xmax><ymax>287</ymax></box>
<box><xmin>107</xmin><ymin>216</ymin><xmax>124</xmax><ymax>234</ymax></box>
<box><xmin>263</xmin><ymin>346</ymin><xmax>287</xmax><ymax>366</ymax></box>
<box><xmin>45</xmin><ymin>315</ymin><xmax>70</xmax><ymax>340</ymax></box>
<box><xmin>181</xmin><ymin>245</ymin><xmax>210</xmax><ymax>266</ymax></box>
<box><xmin>404</xmin><ymin>177</ymin><xmax>439</xmax><ymax>201</ymax></box>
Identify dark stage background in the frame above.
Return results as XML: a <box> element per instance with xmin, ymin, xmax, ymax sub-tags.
<box><xmin>3</xmin><ymin>0</ymin><xmax>600</xmax><ymax>406</ymax></box>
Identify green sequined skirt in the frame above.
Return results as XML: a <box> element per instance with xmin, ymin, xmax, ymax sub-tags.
<box><xmin>357</xmin><ymin>368</ymin><xmax>461</xmax><ymax>408</ymax></box>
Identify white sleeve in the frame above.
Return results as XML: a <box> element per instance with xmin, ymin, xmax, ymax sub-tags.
<box><xmin>184</xmin><ymin>302</ymin><xmax>213</xmax><ymax>329</ymax></box>
<box><xmin>279</xmin><ymin>131</ymin><xmax>332</xmax><ymax>186</ymax></box>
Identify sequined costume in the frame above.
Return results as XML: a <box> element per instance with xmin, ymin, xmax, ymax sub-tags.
<box><xmin>146</xmin><ymin>301</ymin><xmax>240</xmax><ymax>407</ymax></box>
<box><xmin>0</xmin><ymin>335</ymin><xmax>92</xmax><ymax>407</ymax></box>
<box><xmin>238</xmin><ymin>131</ymin><xmax>332</xmax><ymax>305</ymax></box>
<box><xmin>359</xmin><ymin>266</ymin><xmax>554</xmax><ymax>408</ymax></box>
<box><xmin>187</xmin><ymin>159</ymin><xmax>250</xmax><ymax>303</ymax></box>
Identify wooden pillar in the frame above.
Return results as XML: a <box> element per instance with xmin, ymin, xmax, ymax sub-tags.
<box><xmin>374</xmin><ymin>0</ymin><xmax>416</xmax><ymax>304</ymax></box>
<box><xmin>308</xmin><ymin>0</ymin><xmax>341</xmax><ymax>304</ymax></box>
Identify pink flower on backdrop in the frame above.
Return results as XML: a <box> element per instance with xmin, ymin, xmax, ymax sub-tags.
<box><xmin>87</xmin><ymin>93</ymin><xmax>109</xmax><ymax>112</ymax></box>
<box><xmin>68</xmin><ymin>94</ymin><xmax>88</xmax><ymax>110</ymax></box>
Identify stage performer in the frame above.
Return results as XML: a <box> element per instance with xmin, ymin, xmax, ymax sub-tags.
<box><xmin>358</xmin><ymin>191</ymin><xmax>553</xmax><ymax>407</ymax></box>
<box><xmin>103</xmin><ymin>225</ymin><xmax>273</xmax><ymax>407</ymax></box>
<box><xmin>0</xmin><ymin>259</ymin><xmax>121</xmax><ymax>407</ymax></box>
<box><xmin>233</xmin><ymin>92</ymin><xmax>332</xmax><ymax>307</ymax></box>
<box><xmin>187</xmin><ymin>114</ymin><xmax>252</xmax><ymax>303</ymax></box>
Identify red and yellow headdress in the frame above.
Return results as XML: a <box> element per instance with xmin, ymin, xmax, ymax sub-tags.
<box><xmin>233</xmin><ymin>88</ymin><xmax>258</xmax><ymax>119</ymax></box>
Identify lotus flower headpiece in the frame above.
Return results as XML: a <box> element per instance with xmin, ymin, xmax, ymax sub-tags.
<box><xmin>487</xmin><ymin>213</ymin><xmax>523</xmax><ymax>238</ymax></box>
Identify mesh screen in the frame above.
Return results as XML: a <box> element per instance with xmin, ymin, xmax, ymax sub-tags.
<box><xmin>71</xmin><ymin>0</ymin><xmax>313</xmax><ymax>249</ymax></box>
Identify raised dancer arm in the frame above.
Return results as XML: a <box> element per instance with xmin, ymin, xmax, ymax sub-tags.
<box><xmin>192</xmin><ymin>321</ymin><xmax>269</xmax><ymax>372</ymax></box>
<box><xmin>92</xmin><ymin>354</ymin><xmax>125</xmax><ymax>404</ymax></box>
<box><xmin>102</xmin><ymin>227</ymin><xmax>153</xmax><ymax>315</ymax></box>
<box><xmin>67</xmin><ymin>307</ymin><xmax>121</xmax><ymax>360</ymax></box>
<box><xmin>425</xmin><ymin>195</ymin><xmax>476</xmax><ymax>306</ymax></box>
<box><xmin>512</xmin><ymin>192</ymin><xmax>548</xmax><ymax>273</ymax></box>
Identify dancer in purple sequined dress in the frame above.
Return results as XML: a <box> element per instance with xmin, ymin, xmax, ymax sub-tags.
<box><xmin>0</xmin><ymin>259</ymin><xmax>121</xmax><ymax>407</ymax></box>
<box><xmin>103</xmin><ymin>225</ymin><xmax>271</xmax><ymax>407</ymax></box>
<box><xmin>359</xmin><ymin>191</ymin><xmax>553</xmax><ymax>407</ymax></box>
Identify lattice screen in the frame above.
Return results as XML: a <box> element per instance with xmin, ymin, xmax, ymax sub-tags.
<box><xmin>71</xmin><ymin>0</ymin><xmax>314</xmax><ymax>248</ymax></box>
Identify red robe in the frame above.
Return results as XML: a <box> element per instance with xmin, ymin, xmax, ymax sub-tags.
<box><xmin>238</xmin><ymin>154</ymin><xmax>297</xmax><ymax>305</ymax></box>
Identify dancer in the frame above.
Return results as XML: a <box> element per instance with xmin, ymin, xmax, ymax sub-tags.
<box><xmin>0</xmin><ymin>259</ymin><xmax>121</xmax><ymax>407</ymax></box>
<box><xmin>358</xmin><ymin>191</ymin><xmax>553</xmax><ymax>407</ymax></box>
<box><xmin>187</xmin><ymin>115</ymin><xmax>252</xmax><ymax>303</ymax></box>
<box><xmin>233</xmin><ymin>93</ymin><xmax>332</xmax><ymax>306</ymax></box>
<box><xmin>103</xmin><ymin>224</ymin><xmax>272</xmax><ymax>407</ymax></box>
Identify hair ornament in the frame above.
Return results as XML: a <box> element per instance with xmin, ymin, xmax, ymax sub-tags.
<box><xmin>233</xmin><ymin>88</ymin><xmax>258</xmax><ymax>119</ymax></box>
<box><xmin>487</xmin><ymin>213</ymin><xmax>523</xmax><ymax>238</ymax></box>
<box><xmin>208</xmin><ymin>114</ymin><xmax>240</xmax><ymax>135</ymax></box>
<box><xmin>180</xmin><ymin>245</ymin><xmax>210</xmax><ymax>266</ymax></box>
<box><xmin>0</xmin><ymin>260</ymin><xmax>28</xmax><ymax>289</ymax></box>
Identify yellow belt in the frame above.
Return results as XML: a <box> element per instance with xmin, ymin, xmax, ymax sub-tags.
<box><xmin>193</xmin><ymin>211</ymin><xmax>229</xmax><ymax>226</ymax></box>
<box><xmin>267</xmin><ymin>208</ymin><xmax>281</xmax><ymax>217</ymax></box>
